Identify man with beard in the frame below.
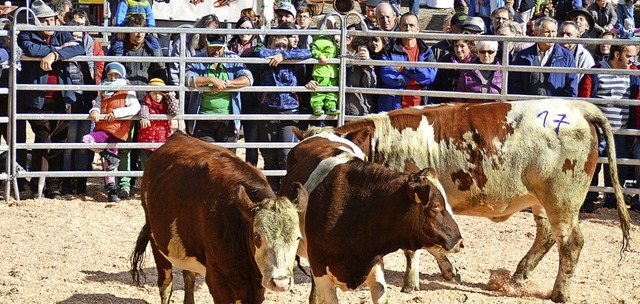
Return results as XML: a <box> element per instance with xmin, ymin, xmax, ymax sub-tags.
<box><xmin>185</xmin><ymin>34</ymin><xmax>252</xmax><ymax>147</ymax></box>
<box><xmin>509</xmin><ymin>16</ymin><xmax>577</xmax><ymax>97</ymax></box>
<box><xmin>579</xmin><ymin>44</ymin><xmax>639</xmax><ymax>212</ymax></box>
<box><xmin>107</xmin><ymin>13</ymin><xmax>165</xmax><ymax>199</ymax></box>
<box><xmin>558</xmin><ymin>21</ymin><xmax>594</xmax><ymax>81</ymax></box>
<box><xmin>17</xmin><ymin>0</ymin><xmax>85</xmax><ymax>198</ymax></box>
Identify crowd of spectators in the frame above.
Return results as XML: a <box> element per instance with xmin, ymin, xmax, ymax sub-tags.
<box><xmin>2</xmin><ymin>0</ymin><xmax>640</xmax><ymax>211</ymax></box>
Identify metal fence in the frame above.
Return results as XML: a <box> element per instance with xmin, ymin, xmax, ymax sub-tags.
<box><xmin>4</xmin><ymin>10</ymin><xmax>640</xmax><ymax>200</ymax></box>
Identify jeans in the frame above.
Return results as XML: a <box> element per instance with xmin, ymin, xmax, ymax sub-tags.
<box><xmin>615</xmin><ymin>4</ymin><xmax>634</xmax><ymax>30</ymax></box>
<box><xmin>409</xmin><ymin>0</ymin><xmax>421</xmax><ymax>14</ymax></box>
<box><xmin>258</xmin><ymin>108</ymin><xmax>299</xmax><ymax>192</ymax></box>
<box><xmin>515</xmin><ymin>8</ymin><xmax>534</xmax><ymax>34</ymax></box>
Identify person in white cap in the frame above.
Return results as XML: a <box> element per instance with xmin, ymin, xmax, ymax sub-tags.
<box><xmin>275</xmin><ymin>2</ymin><xmax>296</xmax><ymax>26</ymax></box>
<box><xmin>17</xmin><ymin>0</ymin><xmax>85</xmax><ymax>199</ymax></box>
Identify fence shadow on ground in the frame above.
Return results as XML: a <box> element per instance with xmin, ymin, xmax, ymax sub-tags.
<box><xmin>57</xmin><ymin>293</ymin><xmax>150</xmax><ymax>304</ymax></box>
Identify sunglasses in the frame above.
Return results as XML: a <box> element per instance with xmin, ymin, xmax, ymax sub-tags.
<box><xmin>478</xmin><ymin>50</ymin><xmax>496</xmax><ymax>55</ymax></box>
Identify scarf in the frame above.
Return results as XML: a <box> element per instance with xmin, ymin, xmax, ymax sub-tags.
<box><xmin>101</xmin><ymin>78</ymin><xmax>128</xmax><ymax>97</ymax></box>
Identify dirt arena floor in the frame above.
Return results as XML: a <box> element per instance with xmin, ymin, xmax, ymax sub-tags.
<box><xmin>0</xmin><ymin>185</ymin><xmax>639</xmax><ymax>303</ymax></box>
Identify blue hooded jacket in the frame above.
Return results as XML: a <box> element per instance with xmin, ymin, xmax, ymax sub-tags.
<box><xmin>378</xmin><ymin>39</ymin><xmax>437</xmax><ymax>112</ymax></box>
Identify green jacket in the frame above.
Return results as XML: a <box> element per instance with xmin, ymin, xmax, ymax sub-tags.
<box><xmin>311</xmin><ymin>35</ymin><xmax>339</xmax><ymax>79</ymax></box>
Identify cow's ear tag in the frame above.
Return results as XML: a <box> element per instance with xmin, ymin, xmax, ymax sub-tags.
<box><xmin>414</xmin><ymin>193</ymin><xmax>422</xmax><ymax>204</ymax></box>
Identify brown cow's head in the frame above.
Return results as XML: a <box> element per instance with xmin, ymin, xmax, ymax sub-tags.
<box><xmin>407</xmin><ymin>168</ymin><xmax>464</xmax><ymax>253</ymax></box>
<box><xmin>238</xmin><ymin>183</ymin><xmax>308</xmax><ymax>292</ymax></box>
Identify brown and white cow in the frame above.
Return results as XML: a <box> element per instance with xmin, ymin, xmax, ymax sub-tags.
<box><xmin>130</xmin><ymin>131</ymin><xmax>307</xmax><ymax>304</ymax></box>
<box><xmin>326</xmin><ymin>99</ymin><xmax>631</xmax><ymax>302</ymax></box>
<box><xmin>280</xmin><ymin>131</ymin><xmax>463</xmax><ymax>304</ymax></box>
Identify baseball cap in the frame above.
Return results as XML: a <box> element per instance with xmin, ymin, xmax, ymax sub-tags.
<box><xmin>275</xmin><ymin>2</ymin><xmax>296</xmax><ymax>17</ymax></box>
<box><xmin>461</xmin><ymin>16</ymin><xmax>484</xmax><ymax>33</ymax></box>
<box><xmin>451</xmin><ymin>12</ymin><xmax>468</xmax><ymax>27</ymax></box>
<box><xmin>206</xmin><ymin>34</ymin><xmax>226</xmax><ymax>47</ymax></box>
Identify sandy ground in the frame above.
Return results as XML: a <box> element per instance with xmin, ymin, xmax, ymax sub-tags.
<box><xmin>0</xmin><ymin>188</ymin><xmax>639</xmax><ymax>303</ymax></box>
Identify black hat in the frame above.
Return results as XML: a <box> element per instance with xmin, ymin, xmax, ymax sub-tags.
<box><xmin>206</xmin><ymin>34</ymin><xmax>226</xmax><ymax>47</ymax></box>
<box><xmin>451</xmin><ymin>12</ymin><xmax>468</xmax><ymax>27</ymax></box>
<box><xmin>566</xmin><ymin>9</ymin><xmax>595</xmax><ymax>33</ymax></box>
<box><xmin>366</xmin><ymin>0</ymin><xmax>384</xmax><ymax>7</ymax></box>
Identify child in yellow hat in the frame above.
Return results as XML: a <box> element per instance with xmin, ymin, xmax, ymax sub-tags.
<box><xmin>137</xmin><ymin>78</ymin><xmax>179</xmax><ymax>168</ymax></box>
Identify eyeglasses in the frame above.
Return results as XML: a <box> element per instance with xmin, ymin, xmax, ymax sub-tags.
<box><xmin>478</xmin><ymin>50</ymin><xmax>496</xmax><ymax>55</ymax></box>
<box><xmin>297</xmin><ymin>15</ymin><xmax>310</xmax><ymax>20</ymax></box>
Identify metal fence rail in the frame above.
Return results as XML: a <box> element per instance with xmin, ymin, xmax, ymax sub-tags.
<box><xmin>4</xmin><ymin>11</ymin><xmax>640</xmax><ymax>200</ymax></box>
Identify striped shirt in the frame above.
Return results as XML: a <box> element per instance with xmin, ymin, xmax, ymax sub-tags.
<box><xmin>594</xmin><ymin>60</ymin><xmax>631</xmax><ymax>130</ymax></box>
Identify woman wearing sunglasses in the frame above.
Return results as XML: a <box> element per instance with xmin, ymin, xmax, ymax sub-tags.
<box><xmin>456</xmin><ymin>40</ymin><xmax>502</xmax><ymax>103</ymax></box>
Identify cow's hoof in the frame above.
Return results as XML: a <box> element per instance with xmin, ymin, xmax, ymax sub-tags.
<box><xmin>442</xmin><ymin>267</ymin><xmax>461</xmax><ymax>282</ymax></box>
<box><xmin>550</xmin><ymin>290</ymin><xmax>568</xmax><ymax>303</ymax></box>
<box><xmin>400</xmin><ymin>285</ymin><xmax>419</xmax><ymax>293</ymax></box>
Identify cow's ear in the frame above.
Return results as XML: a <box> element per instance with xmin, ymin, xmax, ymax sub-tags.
<box><xmin>343</xmin><ymin>128</ymin><xmax>371</xmax><ymax>149</ymax></box>
<box><xmin>407</xmin><ymin>168</ymin><xmax>438</xmax><ymax>204</ymax></box>
<box><xmin>289</xmin><ymin>182</ymin><xmax>309</xmax><ymax>212</ymax></box>
<box><xmin>237</xmin><ymin>185</ymin><xmax>257</xmax><ymax>221</ymax></box>
<box><xmin>292</xmin><ymin>127</ymin><xmax>305</xmax><ymax>141</ymax></box>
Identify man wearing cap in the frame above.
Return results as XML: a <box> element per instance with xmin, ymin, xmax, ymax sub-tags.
<box><xmin>567</xmin><ymin>8</ymin><xmax>597</xmax><ymax>38</ymax></box>
<box><xmin>185</xmin><ymin>33</ymin><xmax>253</xmax><ymax>147</ymax></box>
<box><xmin>275</xmin><ymin>2</ymin><xmax>296</xmax><ymax>26</ymax></box>
<box><xmin>107</xmin><ymin>13</ymin><xmax>166</xmax><ymax>199</ymax></box>
<box><xmin>431</xmin><ymin>12</ymin><xmax>467</xmax><ymax>61</ymax></box>
<box><xmin>378</xmin><ymin>12</ymin><xmax>437</xmax><ymax>111</ymax></box>
<box><xmin>509</xmin><ymin>16</ymin><xmax>578</xmax><ymax>97</ymax></box>
<box><xmin>17</xmin><ymin>0</ymin><xmax>85</xmax><ymax>198</ymax></box>
<box><xmin>461</xmin><ymin>16</ymin><xmax>485</xmax><ymax>34</ymax></box>
<box><xmin>364</xmin><ymin>0</ymin><xmax>382</xmax><ymax>28</ymax></box>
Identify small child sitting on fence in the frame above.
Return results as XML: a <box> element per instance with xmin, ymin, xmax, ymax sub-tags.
<box><xmin>310</xmin><ymin>16</ymin><xmax>340</xmax><ymax>116</ymax></box>
<box><xmin>136</xmin><ymin>78</ymin><xmax>178</xmax><ymax>168</ymax></box>
<box><xmin>82</xmin><ymin>62</ymin><xmax>141</xmax><ymax>202</ymax></box>
<box><xmin>613</xmin><ymin>18</ymin><xmax>640</xmax><ymax>40</ymax></box>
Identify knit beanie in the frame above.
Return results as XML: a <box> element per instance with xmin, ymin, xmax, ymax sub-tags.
<box><xmin>148</xmin><ymin>78</ymin><xmax>166</xmax><ymax>86</ymax></box>
<box><xmin>105</xmin><ymin>62</ymin><xmax>126</xmax><ymax>79</ymax></box>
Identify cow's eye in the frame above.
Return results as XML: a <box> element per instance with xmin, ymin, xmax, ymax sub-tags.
<box><xmin>254</xmin><ymin>232</ymin><xmax>262</xmax><ymax>246</ymax></box>
<box><xmin>431</xmin><ymin>201</ymin><xmax>442</xmax><ymax>212</ymax></box>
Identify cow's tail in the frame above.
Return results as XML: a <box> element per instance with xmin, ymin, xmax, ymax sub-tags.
<box><xmin>130</xmin><ymin>221</ymin><xmax>151</xmax><ymax>286</ymax></box>
<box><xmin>590</xmin><ymin>110</ymin><xmax>631</xmax><ymax>256</ymax></box>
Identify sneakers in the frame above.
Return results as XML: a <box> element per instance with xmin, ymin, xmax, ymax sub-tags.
<box><xmin>106</xmin><ymin>182</ymin><xmax>120</xmax><ymax>203</ymax></box>
<box><xmin>118</xmin><ymin>187</ymin><xmax>130</xmax><ymax>199</ymax></box>
<box><xmin>99</xmin><ymin>150</ymin><xmax>120</xmax><ymax>171</ymax></box>
<box><xmin>325</xmin><ymin>108</ymin><xmax>340</xmax><ymax>115</ymax></box>
<box><xmin>312</xmin><ymin>109</ymin><xmax>325</xmax><ymax>116</ymax></box>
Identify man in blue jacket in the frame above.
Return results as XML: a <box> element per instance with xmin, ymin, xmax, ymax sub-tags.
<box><xmin>17</xmin><ymin>0</ymin><xmax>85</xmax><ymax>198</ymax></box>
<box><xmin>509</xmin><ymin>16</ymin><xmax>578</xmax><ymax>97</ymax></box>
<box><xmin>378</xmin><ymin>12</ymin><xmax>437</xmax><ymax>112</ymax></box>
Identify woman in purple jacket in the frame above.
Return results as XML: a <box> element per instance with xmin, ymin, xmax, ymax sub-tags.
<box><xmin>456</xmin><ymin>40</ymin><xmax>502</xmax><ymax>103</ymax></box>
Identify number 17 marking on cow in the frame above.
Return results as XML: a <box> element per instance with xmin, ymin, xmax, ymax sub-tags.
<box><xmin>537</xmin><ymin>111</ymin><xmax>570</xmax><ymax>135</ymax></box>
